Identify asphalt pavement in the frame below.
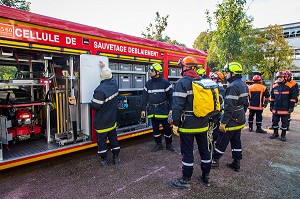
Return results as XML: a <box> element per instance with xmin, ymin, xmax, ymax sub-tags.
<box><xmin>1</xmin><ymin>106</ymin><xmax>300</xmax><ymax>199</ymax></box>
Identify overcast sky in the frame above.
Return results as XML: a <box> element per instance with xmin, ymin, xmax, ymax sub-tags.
<box><xmin>29</xmin><ymin>0</ymin><xmax>300</xmax><ymax>48</ymax></box>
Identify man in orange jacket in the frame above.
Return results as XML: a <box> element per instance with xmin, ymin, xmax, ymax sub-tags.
<box><xmin>248</xmin><ymin>75</ymin><xmax>270</xmax><ymax>133</ymax></box>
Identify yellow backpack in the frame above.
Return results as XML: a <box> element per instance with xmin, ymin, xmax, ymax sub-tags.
<box><xmin>192</xmin><ymin>79</ymin><xmax>221</xmax><ymax>117</ymax></box>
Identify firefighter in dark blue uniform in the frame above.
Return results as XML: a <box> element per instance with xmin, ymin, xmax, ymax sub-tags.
<box><xmin>211</xmin><ymin>62</ymin><xmax>248</xmax><ymax>172</ymax></box>
<box><xmin>284</xmin><ymin>70</ymin><xmax>299</xmax><ymax>131</ymax></box>
<box><xmin>141</xmin><ymin>63</ymin><xmax>175</xmax><ymax>152</ymax></box>
<box><xmin>210</xmin><ymin>72</ymin><xmax>225</xmax><ymax>146</ymax></box>
<box><xmin>91</xmin><ymin>62</ymin><xmax>120</xmax><ymax>166</ymax></box>
<box><xmin>269</xmin><ymin>71</ymin><xmax>297</xmax><ymax>141</ymax></box>
<box><xmin>248</xmin><ymin>75</ymin><xmax>270</xmax><ymax>133</ymax></box>
<box><xmin>170</xmin><ymin>56</ymin><xmax>211</xmax><ymax>189</ymax></box>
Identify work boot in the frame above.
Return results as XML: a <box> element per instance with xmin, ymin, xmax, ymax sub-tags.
<box><xmin>100</xmin><ymin>158</ymin><xmax>108</xmax><ymax>167</ymax></box>
<box><xmin>249</xmin><ymin>124</ymin><xmax>253</xmax><ymax>132</ymax></box>
<box><xmin>166</xmin><ymin>144</ymin><xmax>177</xmax><ymax>152</ymax></box>
<box><xmin>226</xmin><ymin>159</ymin><xmax>240</xmax><ymax>172</ymax></box>
<box><xmin>200</xmin><ymin>173</ymin><xmax>210</xmax><ymax>187</ymax></box>
<box><xmin>170</xmin><ymin>176</ymin><xmax>191</xmax><ymax>189</ymax></box>
<box><xmin>211</xmin><ymin>158</ymin><xmax>219</xmax><ymax>169</ymax></box>
<box><xmin>151</xmin><ymin>143</ymin><xmax>163</xmax><ymax>152</ymax></box>
<box><xmin>269</xmin><ymin>128</ymin><xmax>279</xmax><ymax>139</ymax></box>
<box><xmin>113</xmin><ymin>155</ymin><xmax>120</xmax><ymax>165</ymax></box>
<box><xmin>281</xmin><ymin>130</ymin><xmax>287</xmax><ymax>142</ymax></box>
<box><xmin>256</xmin><ymin>126</ymin><xmax>267</xmax><ymax>134</ymax></box>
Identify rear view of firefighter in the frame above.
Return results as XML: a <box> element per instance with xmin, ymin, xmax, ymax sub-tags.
<box><xmin>212</xmin><ymin>62</ymin><xmax>248</xmax><ymax>172</ymax></box>
<box><xmin>141</xmin><ymin>63</ymin><xmax>175</xmax><ymax>152</ymax></box>
<box><xmin>248</xmin><ymin>75</ymin><xmax>270</xmax><ymax>133</ymax></box>
<box><xmin>91</xmin><ymin>61</ymin><xmax>120</xmax><ymax>166</ymax></box>
<box><xmin>285</xmin><ymin>70</ymin><xmax>299</xmax><ymax>131</ymax></box>
<box><xmin>270</xmin><ymin>71</ymin><xmax>297</xmax><ymax>141</ymax></box>
<box><xmin>170</xmin><ymin>56</ymin><xmax>211</xmax><ymax>189</ymax></box>
<box><xmin>210</xmin><ymin>71</ymin><xmax>225</xmax><ymax>145</ymax></box>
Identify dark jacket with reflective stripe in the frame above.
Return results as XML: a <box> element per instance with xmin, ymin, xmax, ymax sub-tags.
<box><xmin>172</xmin><ymin>75</ymin><xmax>209</xmax><ymax>133</ymax></box>
<box><xmin>270</xmin><ymin>81</ymin><xmax>297</xmax><ymax>114</ymax></box>
<box><xmin>91</xmin><ymin>78</ymin><xmax>119</xmax><ymax>132</ymax></box>
<box><xmin>286</xmin><ymin>80</ymin><xmax>299</xmax><ymax>103</ymax></box>
<box><xmin>142</xmin><ymin>76</ymin><xmax>173</xmax><ymax>119</ymax></box>
<box><xmin>248</xmin><ymin>83</ymin><xmax>270</xmax><ymax>110</ymax></box>
<box><xmin>221</xmin><ymin>75</ymin><xmax>249</xmax><ymax>131</ymax></box>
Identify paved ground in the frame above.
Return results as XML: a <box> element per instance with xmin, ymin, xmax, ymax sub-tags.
<box><xmin>1</xmin><ymin>106</ymin><xmax>300</xmax><ymax>199</ymax></box>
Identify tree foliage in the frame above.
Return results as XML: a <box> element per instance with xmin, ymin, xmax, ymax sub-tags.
<box><xmin>213</xmin><ymin>0</ymin><xmax>253</xmax><ymax>69</ymax></box>
<box><xmin>194</xmin><ymin>0</ymin><xmax>263</xmax><ymax>73</ymax></box>
<box><xmin>194</xmin><ymin>0</ymin><xmax>295</xmax><ymax>80</ymax></box>
<box><xmin>258</xmin><ymin>24</ymin><xmax>295</xmax><ymax>87</ymax></box>
<box><xmin>193</xmin><ymin>31</ymin><xmax>213</xmax><ymax>52</ymax></box>
<box><xmin>0</xmin><ymin>0</ymin><xmax>30</xmax><ymax>11</ymax></box>
<box><xmin>142</xmin><ymin>12</ymin><xmax>186</xmax><ymax>47</ymax></box>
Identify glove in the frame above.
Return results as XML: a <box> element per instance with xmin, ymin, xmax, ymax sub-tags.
<box><xmin>172</xmin><ymin>125</ymin><xmax>179</xmax><ymax>136</ymax></box>
<box><xmin>169</xmin><ymin>110</ymin><xmax>172</xmax><ymax>115</ymax></box>
<box><xmin>219</xmin><ymin>123</ymin><xmax>226</xmax><ymax>133</ymax></box>
<box><xmin>288</xmin><ymin>108</ymin><xmax>294</xmax><ymax>113</ymax></box>
<box><xmin>141</xmin><ymin>111</ymin><xmax>146</xmax><ymax>119</ymax></box>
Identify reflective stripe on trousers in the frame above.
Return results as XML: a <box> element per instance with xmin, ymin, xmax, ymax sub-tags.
<box><xmin>180</xmin><ymin>132</ymin><xmax>211</xmax><ymax>178</ymax></box>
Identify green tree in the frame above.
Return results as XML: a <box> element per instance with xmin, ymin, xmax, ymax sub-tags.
<box><xmin>193</xmin><ymin>31</ymin><xmax>213</xmax><ymax>52</ymax></box>
<box><xmin>258</xmin><ymin>24</ymin><xmax>295</xmax><ymax>88</ymax></box>
<box><xmin>213</xmin><ymin>0</ymin><xmax>253</xmax><ymax>68</ymax></box>
<box><xmin>0</xmin><ymin>0</ymin><xmax>30</xmax><ymax>11</ymax></box>
<box><xmin>142</xmin><ymin>12</ymin><xmax>186</xmax><ymax>47</ymax></box>
<box><xmin>196</xmin><ymin>0</ymin><xmax>260</xmax><ymax>73</ymax></box>
<box><xmin>239</xmin><ymin>28</ymin><xmax>266</xmax><ymax>74</ymax></box>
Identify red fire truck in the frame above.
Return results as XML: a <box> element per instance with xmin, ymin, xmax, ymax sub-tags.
<box><xmin>0</xmin><ymin>5</ymin><xmax>207</xmax><ymax>170</ymax></box>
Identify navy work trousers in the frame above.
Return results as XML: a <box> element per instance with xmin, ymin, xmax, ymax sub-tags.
<box><xmin>180</xmin><ymin>133</ymin><xmax>211</xmax><ymax>178</ymax></box>
<box><xmin>151</xmin><ymin>118</ymin><xmax>172</xmax><ymax>144</ymax></box>
<box><xmin>213</xmin><ymin>129</ymin><xmax>242</xmax><ymax>160</ymax></box>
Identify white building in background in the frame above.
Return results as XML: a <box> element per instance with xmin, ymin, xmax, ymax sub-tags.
<box><xmin>281</xmin><ymin>22</ymin><xmax>300</xmax><ymax>82</ymax></box>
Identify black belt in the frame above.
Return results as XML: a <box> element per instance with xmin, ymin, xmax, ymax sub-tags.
<box><xmin>184</xmin><ymin>111</ymin><xmax>194</xmax><ymax>116</ymax></box>
<box><xmin>149</xmin><ymin>100</ymin><xmax>167</xmax><ymax>107</ymax></box>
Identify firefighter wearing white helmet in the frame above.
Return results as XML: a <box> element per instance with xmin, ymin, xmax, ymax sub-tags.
<box><xmin>141</xmin><ymin>63</ymin><xmax>175</xmax><ymax>152</ymax></box>
<box><xmin>212</xmin><ymin>62</ymin><xmax>249</xmax><ymax>172</ymax></box>
<box><xmin>91</xmin><ymin>61</ymin><xmax>120</xmax><ymax>166</ymax></box>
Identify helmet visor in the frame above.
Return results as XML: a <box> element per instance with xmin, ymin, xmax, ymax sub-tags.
<box><xmin>149</xmin><ymin>66</ymin><xmax>155</xmax><ymax>72</ymax></box>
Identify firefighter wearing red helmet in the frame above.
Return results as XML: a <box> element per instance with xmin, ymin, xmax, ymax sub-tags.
<box><xmin>284</xmin><ymin>70</ymin><xmax>299</xmax><ymax>131</ymax></box>
<box><xmin>170</xmin><ymin>56</ymin><xmax>211</xmax><ymax>188</ymax></box>
<box><xmin>141</xmin><ymin>63</ymin><xmax>176</xmax><ymax>152</ymax></box>
<box><xmin>269</xmin><ymin>71</ymin><xmax>298</xmax><ymax>141</ymax></box>
<box><xmin>247</xmin><ymin>75</ymin><xmax>270</xmax><ymax>133</ymax></box>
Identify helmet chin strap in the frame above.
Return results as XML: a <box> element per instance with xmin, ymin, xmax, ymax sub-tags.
<box><xmin>151</xmin><ymin>71</ymin><xmax>160</xmax><ymax>78</ymax></box>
